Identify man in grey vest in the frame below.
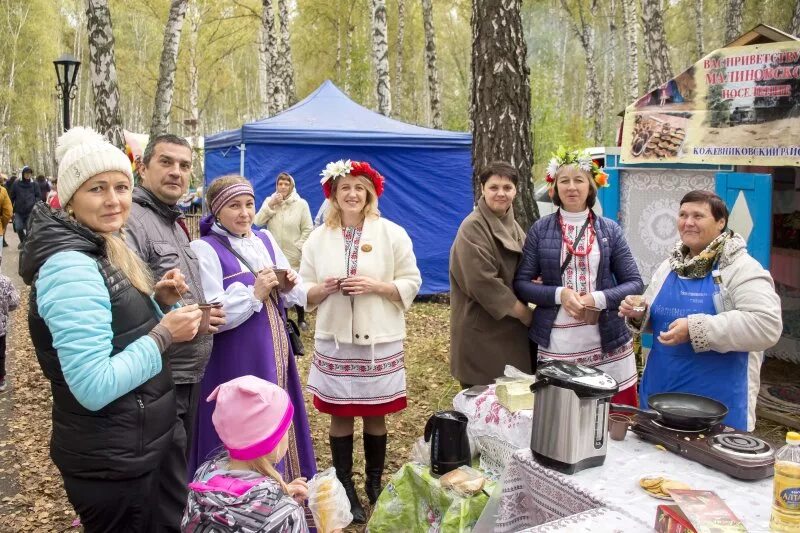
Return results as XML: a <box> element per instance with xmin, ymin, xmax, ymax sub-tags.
<box><xmin>125</xmin><ymin>134</ymin><xmax>224</xmax><ymax>531</ymax></box>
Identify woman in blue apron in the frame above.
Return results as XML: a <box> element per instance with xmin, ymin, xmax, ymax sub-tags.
<box><xmin>619</xmin><ymin>190</ymin><xmax>782</xmax><ymax>431</ymax></box>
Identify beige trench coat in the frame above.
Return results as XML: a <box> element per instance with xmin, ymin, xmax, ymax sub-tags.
<box><xmin>449</xmin><ymin>197</ymin><xmax>532</xmax><ymax>385</ymax></box>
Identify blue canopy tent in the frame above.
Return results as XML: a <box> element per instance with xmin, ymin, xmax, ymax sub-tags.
<box><xmin>204</xmin><ymin>80</ymin><xmax>473</xmax><ymax>294</ymax></box>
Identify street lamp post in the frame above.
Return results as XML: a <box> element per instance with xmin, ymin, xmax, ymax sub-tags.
<box><xmin>53</xmin><ymin>53</ymin><xmax>81</xmax><ymax>132</ymax></box>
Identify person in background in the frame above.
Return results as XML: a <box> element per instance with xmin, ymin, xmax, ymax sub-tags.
<box><xmin>183</xmin><ymin>376</ymin><xmax>342</xmax><ymax>533</ymax></box>
<box><xmin>36</xmin><ymin>174</ymin><xmax>51</xmax><ymax>201</ymax></box>
<box><xmin>301</xmin><ymin>159</ymin><xmax>421</xmax><ymax>523</ymax></box>
<box><xmin>19</xmin><ymin>126</ymin><xmax>203</xmax><ymax>532</ymax></box>
<box><xmin>620</xmin><ymin>190</ymin><xmax>782</xmax><ymax>431</ymax></box>
<box><xmin>254</xmin><ymin>172</ymin><xmax>313</xmax><ymax>330</ymax></box>
<box><xmin>2</xmin><ymin>174</ymin><xmax>13</xmax><ymax>248</ymax></box>
<box><xmin>313</xmin><ymin>198</ymin><xmax>330</xmax><ymax>228</ymax></box>
<box><xmin>190</xmin><ymin>175</ymin><xmax>316</xmax><ymax>488</ymax></box>
<box><xmin>47</xmin><ymin>179</ymin><xmax>61</xmax><ymax>209</ymax></box>
<box><xmin>0</xmin><ymin>273</ymin><xmax>20</xmax><ymax>392</ymax></box>
<box><xmin>10</xmin><ymin>166</ymin><xmax>42</xmax><ymax>245</ymax></box>
<box><xmin>0</xmin><ymin>180</ymin><xmax>11</xmax><ymax>259</ymax></box>
<box><xmin>125</xmin><ymin>133</ymin><xmax>225</xmax><ymax>530</ymax></box>
<box><xmin>449</xmin><ymin>161</ymin><xmax>533</xmax><ymax>388</ymax></box>
<box><xmin>514</xmin><ymin>147</ymin><xmax>643</xmax><ymax>405</ymax></box>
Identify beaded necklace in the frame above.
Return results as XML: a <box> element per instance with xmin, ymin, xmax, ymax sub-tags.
<box><xmin>558</xmin><ymin>210</ymin><xmax>596</xmax><ymax>257</ymax></box>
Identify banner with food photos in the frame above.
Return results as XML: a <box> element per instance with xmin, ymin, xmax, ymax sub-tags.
<box><xmin>620</xmin><ymin>40</ymin><xmax>800</xmax><ymax>166</ymax></box>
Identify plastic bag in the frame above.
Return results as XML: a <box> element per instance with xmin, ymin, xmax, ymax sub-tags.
<box><xmin>307</xmin><ymin>467</ymin><xmax>352</xmax><ymax>533</ymax></box>
<box><xmin>439</xmin><ymin>465</ymin><xmax>486</xmax><ymax>497</ymax></box>
<box><xmin>411</xmin><ymin>436</ymin><xmax>430</xmax><ymax>465</ymax></box>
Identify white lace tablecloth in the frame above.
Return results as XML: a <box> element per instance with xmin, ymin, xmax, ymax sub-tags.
<box><xmin>518</xmin><ymin>507</ymin><xmax>650</xmax><ymax>532</ymax></box>
<box><xmin>496</xmin><ymin>435</ymin><xmax>773</xmax><ymax>532</ymax></box>
<box><xmin>453</xmin><ymin>386</ymin><xmax>532</xmax><ymax>448</ymax></box>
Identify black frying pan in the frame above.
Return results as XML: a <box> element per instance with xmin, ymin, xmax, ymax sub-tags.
<box><xmin>611</xmin><ymin>392</ymin><xmax>729</xmax><ymax>431</ymax></box>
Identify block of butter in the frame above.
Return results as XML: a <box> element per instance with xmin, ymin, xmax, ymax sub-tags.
<box><xmin>496</xmin><ymin>380</ymin><xmax>534</xmax><ymax>412</ymax></box>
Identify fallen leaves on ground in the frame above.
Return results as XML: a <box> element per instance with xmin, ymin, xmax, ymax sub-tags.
<box><xmin>0</xmin><ymin>297</ymin><xmax>457</xmax><ymax>532</ymax></box>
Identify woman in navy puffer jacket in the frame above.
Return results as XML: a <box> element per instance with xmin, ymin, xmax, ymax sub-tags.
<box><xmin>514</xmin><ymin>148</ymin><xmax>643</xmax><ymax>405</ymax></box>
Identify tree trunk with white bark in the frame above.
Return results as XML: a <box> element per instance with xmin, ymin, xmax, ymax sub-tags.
<box><xmin>422</xmin><ymin>0</ymin><xmax>442</xmax><ymax>128</ymax></box>
<box><xmin>277</xmin><ymin>0</ymin><xmax>295</xmax><ymax>107</ymax></box>
<box><xmin>371</xmin><ymin>0</ymin><xmax>391</xmax><ymax>115</ymax></box>
<box><xmin>150</xmin><ymin>0</ymin><xmax>188</xmax><ymax>138</ymax></box>
<box><xmin>724</xmin><ymin>0</ymin><xmax>744</xmax><ymax>43</ymax></box>
<box><xmin>561</xmin><ymin>0</ymin><xmax>602</xmax><ymax>143</ymax></box>
<box><xmin>471</xmin><ymin>0</ymin><xmax>538</xmax><ymax>230</ymax></box>
<box><xmin>86</xmin><ymin>0</ymin><xmax>125</xmax><ymax>149</ymax></box>
<box><xmin>641</xmin><ymin>0</ymin><xmax>672</xmax><ymax>91</ymax></box>
<box><xmin>261</xmin><ymin>0</ymin><xmax>281</xmax><ymax>116</ymax></box>
<box><xmin>790</xmin><ymin>0</ymin><xmax>800</xmax><ymax>36</ymax></box>
<box><xmin>394</xmin><ymin>0</ymin><xmax>405</xmax><ymax>116</ymax></box>
<box><xmin>694</xmin><ymin>0</ymin><xmax>704</xmax><ymax>57</ymax></box>
<box><xmin>621</xmin><ymin>0</ymin><xmax>639</xmax><ymax>101</ymax></box>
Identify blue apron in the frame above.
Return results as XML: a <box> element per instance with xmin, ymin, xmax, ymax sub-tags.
<box><xmin>639</xmin><ymin>271</ymin><xmax>749</xmax><ymax>430</ymax></box>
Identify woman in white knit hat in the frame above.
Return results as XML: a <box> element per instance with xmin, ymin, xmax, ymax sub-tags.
<box><xmin>19</xmin><ymin>127</ymin><xmax>204</xmax><ymax>532</ymax></box>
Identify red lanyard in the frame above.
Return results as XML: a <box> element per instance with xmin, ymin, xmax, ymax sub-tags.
<box><xmin>559</xmin><ymin>212</ymin><xmax>595</xmax><ymax>257</ymax></box>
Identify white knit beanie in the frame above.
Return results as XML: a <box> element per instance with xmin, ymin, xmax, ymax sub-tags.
<box><xmin>56</xmin><ymin>127</ymin><xmax>134</xmax><ymax>207</ymax></box>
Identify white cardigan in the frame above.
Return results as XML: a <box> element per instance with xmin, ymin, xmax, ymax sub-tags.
<box><xmin>300</xmin><ymin>216</ymin><xmax>421</xmax><ymax>346</ymax></box>
<box><xmin>629</xmin><ymin>253</ymin><xmax>783</xmax><ymax>431</ymax></box>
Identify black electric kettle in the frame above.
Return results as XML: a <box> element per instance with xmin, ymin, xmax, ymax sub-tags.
<box><xmin>424</xmin><ymin>410</ymin><xmax>470</xmax><ymax>476</ymax></box>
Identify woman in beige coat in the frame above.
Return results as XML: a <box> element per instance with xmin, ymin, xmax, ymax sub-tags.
<box><xmin>255</xmin><ymin>172</ymin><xmax>313</xmax><ymax>328</ymax></box>
<box><xmin>449</xmin><ymin>161</ymin><xmax>534</xmax><ymax>388</ymax></box>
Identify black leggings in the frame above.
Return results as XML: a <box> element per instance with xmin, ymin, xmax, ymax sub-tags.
<box><xmin>294</xmin><ymin>304</ymin><xmax>305</xmax><ymax>323</ymax></box>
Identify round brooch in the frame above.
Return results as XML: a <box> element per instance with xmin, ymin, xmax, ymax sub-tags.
<box><xmin>361</xmin><ymin>244</ymin><xmax>373</xmax><ymax>252</ymax></box>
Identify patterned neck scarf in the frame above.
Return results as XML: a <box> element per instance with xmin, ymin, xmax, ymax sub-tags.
<box><xmin>669</xmin><ymin>230</ymin><xmax>730</xmax><ymax>278</ymax></box>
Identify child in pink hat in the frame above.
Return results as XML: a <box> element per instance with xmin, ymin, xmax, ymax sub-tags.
<box><xmin>182</xmin><ymin>375</ymin><xmax>340</xmax><ymax>532</ymax></box>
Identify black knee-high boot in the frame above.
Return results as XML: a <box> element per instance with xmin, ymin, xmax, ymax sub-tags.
<box><xmin>329</xmin><ymin>435</ymin><xmax>366</xmax><ymax>523</ymax></box>
<box><xmin>364</xmin><ymin>433</ymin><xmax>387</xmax><ymax>505</ymax></box>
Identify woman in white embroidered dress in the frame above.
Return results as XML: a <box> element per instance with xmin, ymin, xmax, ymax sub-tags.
<box><xmin>514</xmin><ymin>148</ymin><xmax>643</xmax><ymax>405</ymax></box>
<box><xmin>300</xmin><ymin>160</ymin><xmax>421</xmax><ymax>523</ymax></box>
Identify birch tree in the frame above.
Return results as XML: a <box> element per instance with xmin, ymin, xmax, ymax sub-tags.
<box><xmin>621</xmin><ymin>0</ymin><xmax>638</xmax><ymax>101</ymax></box>
<box><xmin>605</xmin><ymin>0</ymin><xmax>618</xmax><ymax>115</ymax></box>
<box><xmin>561</xmin><ymin>0</ymin><xmax>602</xmax><ymax>143</ymax></box>
<box><xmin>261</xmin><ymin>0</ymin><xmax>280</xmax><ymax>115</ymax></box>
<box><xmin>0</xmin><ymin>1</ymin><xmax>29</xmax><ymax>168</ymax></box>
<box><xmin>371</xmin><ymin>0</ymin><xmax>391</xmax><ymax>115</ymax></box>
<box><xmin>694</xmin><ymin>0</ymin><xmax>704</xmax><ymax>58</ymax></box>
<box><xmin>86</xmin><ymin>0</ymin><xmax>125</xmax><ymax>149</ymax></box>
<box><xmin>790</xmin><ymin>0</ymin><xmax>800</xmax><ymax>36</ymax></box>
<box><xmin>641</xmin><ymin>0</ymin><xmax>672</xmax><ymax>91</ymax></box>
<box><xmin>724</xmin><ymin>0</ymin><xmax>744</xmax><ymax>43</ymax></box>
<box><xmin>422</xmin><ymin>0</ymin><xmax>442</xmax><ymax>128</ymax></box>
<box><xmin>277</xmin><ymin>0</ymin><xmax>296</xmax><ymax>107</ymax></box>
<box><xmin>150</xmin><ymin>0</ymin><xmax>188</xmax><ymax>138</ymax></box>
<box><xmin>471</xmin><ymin>0</ymin><xmax>538</xmax><ymax>230</ymax></box>
<box><xmin>394</xmin><ymin>0</ymin><xmax>405</xmax><ymax>116</ymax></box>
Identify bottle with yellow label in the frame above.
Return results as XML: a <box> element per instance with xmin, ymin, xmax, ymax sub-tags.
<box><xmin>770</xmin><ymin>431</ymin><xmax>800</xmax><ymax>532</ymax></box>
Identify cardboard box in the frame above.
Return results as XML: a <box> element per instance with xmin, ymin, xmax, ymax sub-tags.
<box><xmin>655</xmin><ymin>505</ymin><xmax>697</xmax><ymax>533</ymax></box>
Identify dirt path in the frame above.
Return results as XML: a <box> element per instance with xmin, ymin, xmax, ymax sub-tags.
<box><xmin>0</xmin><ymin>230</ymin><xmax>22</xmax><ymax>515</ymax></box>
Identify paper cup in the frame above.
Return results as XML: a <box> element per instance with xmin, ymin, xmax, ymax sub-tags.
<box><xmin>338</xmin><ymin>277</ymin><xmax>354</xmax><ymax>296</ymax></box>
<box><xmin>609</xmin><ymin>414</ymin><xmax>631</xmax><ymax>441</ymax></box>
<box><xmin>197</xmin><ymin>302</ymin><xmax>223</xmax><ymax>335</ymax></box>
<box><xmin>273</xmin><ymin>269</ymin><xmax>289</xmax><ymax>292</ymax></box>
<box><xmin>584</xmin><ymin>305</ymin><xmax>601</xmax><ymax>325</ymax></box>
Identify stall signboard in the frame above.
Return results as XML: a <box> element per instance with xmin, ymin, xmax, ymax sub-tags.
<box><xmin>621</xmin><ymin>40</ymin><xmax>800</xmax><ymax>166</ymax></box>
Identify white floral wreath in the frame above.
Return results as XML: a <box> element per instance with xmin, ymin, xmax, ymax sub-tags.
<box><xmin>319</xmin><ymin>159</ymin><xmax>353</xmax><ymax>185</ymax></box>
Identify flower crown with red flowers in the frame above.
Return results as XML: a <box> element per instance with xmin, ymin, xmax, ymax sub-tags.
<box><xmin>319</xmin><ymin>159</ymin><xmax>385</xmax><ymax>198</ymax></box>
<box><xmin>545</xmin><ymin>146</ymin><xmax>609</xmax><ymax>189</ymax></box>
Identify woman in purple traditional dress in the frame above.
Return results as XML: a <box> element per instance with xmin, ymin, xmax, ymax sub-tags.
<box><xmin>188</xmin><ymin>175</ymin><xmax>316</xmax><ymax>484</ymax></box>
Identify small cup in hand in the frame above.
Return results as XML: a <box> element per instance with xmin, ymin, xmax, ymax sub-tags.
<box><xmin>273</xmin><ymin>269</ymin><xmax>289</xmax><ymax>292</ymax></box>
<box><xmin>338</xmin><ymin>277</ymin><xmax>354</xmax><ymax>296</ymax></box>
<box><xmin>584</xmin><ymin>305</ymin><xmax>601</xmax><ymax>325</ymax></box>
<box><xmin>629</xmin><ymin>295</ymin><xmax>647</xmax><ymax>313</ymax></box>
<box><xmin>197</xmin><ymin>302</ymin><xmax>223</xmax><ymax>335</ymax></box>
